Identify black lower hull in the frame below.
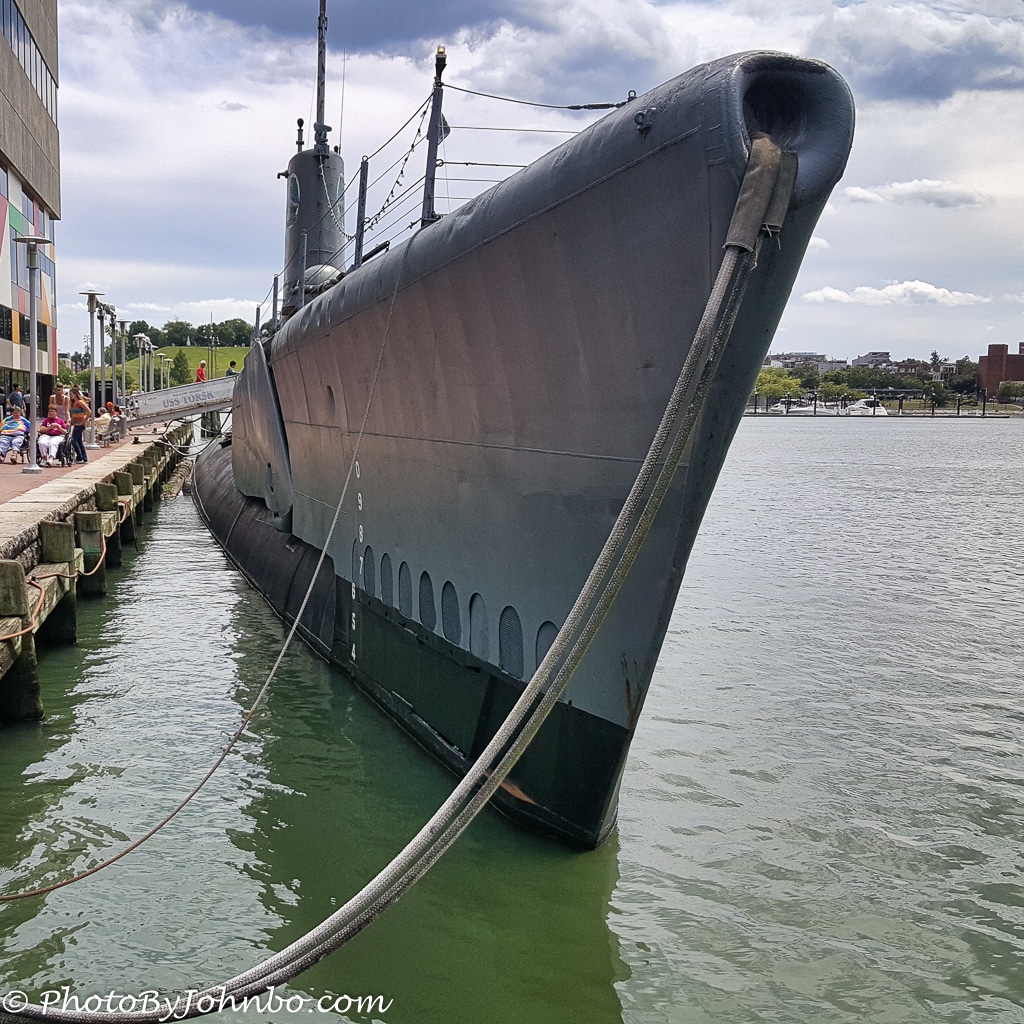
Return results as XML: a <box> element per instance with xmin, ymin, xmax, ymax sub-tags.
<box><xmin>194</xmin><ymin>439</ymin><xmax>630</xmax><ymax>847</ymax></box>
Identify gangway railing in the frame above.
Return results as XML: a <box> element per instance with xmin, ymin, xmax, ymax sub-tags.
<box><xmin>124</xmin><ymin>376</ymin><xmax>236</xmax><ymax>429</ymax></box>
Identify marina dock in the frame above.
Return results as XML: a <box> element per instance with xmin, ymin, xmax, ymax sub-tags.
<box><xmin>0</xmin><ymin>424</ymin><xmax>191</xmax><ymax>722</ymax></box>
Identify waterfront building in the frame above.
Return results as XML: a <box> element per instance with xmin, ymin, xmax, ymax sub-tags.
<box><xmin>978</xmin><ymin>343</ymin><xmax>1024</xmax><ymax>395</ymax></box>
<box><xmin>766</xmin><ymin>352</ymin><xmax>849</xmax><ymax>373</ymax></box>
<box><xmin>0</xmin><ymin>0</ymin><xmax>59</xmax><ymax>405</ymax></box>
<box><xmin>852</xmin><ymin>351</ymin><xmax>891</xmax><ymax>368</ymax></box>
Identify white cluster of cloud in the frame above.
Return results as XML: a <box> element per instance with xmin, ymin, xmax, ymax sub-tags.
<box><xmin>842</xmin><ymin>179</ymin><xmax>991</xmax><ymax>207</ymax></box>
<box><xmin>52</xmin><ymin>0</ymin><xmax>1024</xmax><ymax>362</ymax></box>
<box><xmin>802</xmin><ymin>280</ymin><xmax>991</xmax><ymax>306</ymax></box>
<box><xmin>807</xmin><ymin>2</ymin><xmax>1024</xmax><ymax>100</ymax></box>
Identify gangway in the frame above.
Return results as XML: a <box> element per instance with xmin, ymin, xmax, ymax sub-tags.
<box><xmin>124</xmin><ymin>376</ymin><xmax>236</xmax><ymax>429</ymax></box>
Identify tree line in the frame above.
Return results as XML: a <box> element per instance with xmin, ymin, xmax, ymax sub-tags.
<box><xmin>66</xmin><ymin>317</ymin><xmax>254</xmax><ymax>369</ymax></box>
<box><xmin>756</xmin><ymin>355</ymin><xmax>980</xmax><ymax>408</ymax></box>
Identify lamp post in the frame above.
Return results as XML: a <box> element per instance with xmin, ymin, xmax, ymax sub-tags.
<box><xmin>79</xmin><ymin>289</ymin><xmax>103</xmax><ymax>449</ymax></box>
<box><xmin>101</xmin><ymin>302</ymin><xmax>115</xmax><ymax>415</ymax></box>
<box><xmin>93</xmin><ymin>303</ymin><xmax>113</xmax><ymax>447</ymax></box>
<box><xmin>117</xmin><ymin>320</ymin><xmax>128</xmax><ymax>402</ymax></box>
<box><xmin>133</xmin><ymin>335</ymin><xmax>149</xmax><ymax>392</ymax></box>
<box><xmin>14</xmin><ymin>235</ymin><xmax>50</xmax><ymax>474</ymax></box>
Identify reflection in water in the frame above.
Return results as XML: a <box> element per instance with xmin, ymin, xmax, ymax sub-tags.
<box><xmin>0</xmin><ymin>500</ymin><xmax>627</xmax><ymax>1024</ymax></box>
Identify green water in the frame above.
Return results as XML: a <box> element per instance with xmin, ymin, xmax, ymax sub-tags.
<box><xmin>3</xmin><ymin>418</ymin><xmax>1024</xmax><ymax>1022</ymax></box>
<box><xmin>0</xmin><ymin>501</ymin><xmax>624</xmax><ymax>1023</ymax></box>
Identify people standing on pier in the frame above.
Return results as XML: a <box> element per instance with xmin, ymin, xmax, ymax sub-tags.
<box><xmin>225</xmin><ymin>361</ymin><xmax>238</xmax><ymax>376</ymax></box>
<box><xmin>68</xmin><ymin>387</ymin><xmax>91</xmax><ymax>464</ymax></box>
<box><xmin>0</xmin><ymin>408</ymin><xmax>30</xmax><ymax>462</ymax></box>
<box><xmin>195</xmin><ymin>360</ymin><xmax>207</xmax><ymax>383</ymax></box>
<box><xmin>53</xmin><ymin>381</ymin><xmax>70</xmax><ymax>422</ymax></box>
<box><xmin>6</xmin><ymin>384</ymin><xmax>24</xmax><ymax>415</ymax></box>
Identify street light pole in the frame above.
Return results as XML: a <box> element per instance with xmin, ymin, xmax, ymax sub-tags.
<box><xmin>117</xmin><ymin>319</ymin><xmax>128</xmax><ymax>402</ymax></box>
<box><xmin>101</xmin><ymin>302</ymin><xmax>114</xmax><ymax>415</ymax></box>
<box><xmin>133</xmin><ymin>334</ymin><xmax>148</xmax><ymax>392</ymax></box>
<box><xmin>14</xmin><ymin>235</ymin><xmax>50</xmax><ymax>474</ymax></box>
<box><xmin>92</xmin><ymin>304</ymin><xmax>111</xmax><ymax>448</ymax></box>
<box><xmin>79</xmin><ymin>289</ymin><xmax>103</xmax><ymax>449</ymax></box>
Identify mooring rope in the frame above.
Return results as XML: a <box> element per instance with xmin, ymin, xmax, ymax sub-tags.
<box><xmin>0</xmin><ymin>248</ymin><xmax>411</xmax><ymax>911</ymax></box>
<box><xmin>0</xmin><ymin>132</ymin><xmax>792</xmax><ymax>1022</ymax></box>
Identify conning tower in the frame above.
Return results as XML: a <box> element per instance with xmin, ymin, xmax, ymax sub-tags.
<box><xmin>281</xmin><ymin>0</ymin><xmax>345</xmax><ymax>319</ymax></box>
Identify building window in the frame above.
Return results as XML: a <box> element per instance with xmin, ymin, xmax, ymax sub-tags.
<box><xmin>2</xmin><ymin>1</ymin><xmax>57</xmax><ymax>122</ymax></box>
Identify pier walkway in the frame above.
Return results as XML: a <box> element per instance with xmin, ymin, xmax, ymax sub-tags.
<box><xmin>0</xmin><ymin>425</ymin><xmax>191</xmax><ymax>723</ymax></box>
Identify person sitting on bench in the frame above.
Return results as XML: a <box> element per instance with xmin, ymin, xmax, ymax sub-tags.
<box><xmin>94</xmin><ymin>406</ymin><xmax>112</xmax><ymax>445</ymax></box>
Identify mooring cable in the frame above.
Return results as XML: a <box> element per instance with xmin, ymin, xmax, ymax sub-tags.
<box><xmin>0</xmin><ymin>250</ymin><xmax>410</xmax><ymax>910</ymax></box>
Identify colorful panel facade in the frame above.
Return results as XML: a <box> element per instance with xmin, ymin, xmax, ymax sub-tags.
<box><xmin>0</xmin><ymin>0</ymin><xmax>59</xmax><ymax>390</ymax></box>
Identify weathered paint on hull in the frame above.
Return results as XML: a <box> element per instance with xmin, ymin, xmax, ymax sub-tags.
<box><xmin>195</xmin><ymin>441</ymin><xmax>629</xmax><ymax>846</ymax></box>
<box><xmin>195</xmin><ymin>52</ymin><xmax>854</xmax><ymax>847</ymax></box>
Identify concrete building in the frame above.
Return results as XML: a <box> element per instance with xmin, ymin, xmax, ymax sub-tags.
<box><xmin>852</xmin><ymin>351</ymin><xmax>891</xmax><ymax>368</ymax></box>
<box><xmin>766</xmin><ymin>352</ymin><xmax>849</xmax><ymax>373</ymax></box>
<box><xmin>978</xmin><ymin>343</ymin><xmax>1024</xmax><ymax>395</ymax></box>
<box><xmin>0</xmin><ymin>0</ymin><xmax>59</xmax><ymax>404</ymax></box>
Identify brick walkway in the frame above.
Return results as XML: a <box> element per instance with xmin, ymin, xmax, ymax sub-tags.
<box><xmin>0</xmin><ymin>432</ymin><xmax>153</xmax><ymax>506</ymax></box>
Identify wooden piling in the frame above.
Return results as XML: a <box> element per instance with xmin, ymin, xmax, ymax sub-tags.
<box><xmin>114</xmin><ymin>471</ymin><xmax>136</xmax><ymax>543</ymax></box>
<box><xmin>140</xmin><ymin>456</ymin><xmax>156</xmax><ymax>511</ymax></box>
<box><xmin>128</xmin><ymin>463</ymin><xmax>146</xmax><ymax>523</ymax></box>
<box><xmin>75</xmin><ymin>510</ymin><xmax>106</xmax><ymax>596</ymax></box>
<box><xmin>95</xmin><ymin>482</ymin><xmax>123</xmax><ymax>566</ymax></box>
<box><xmin>37</xmin><ymin>521</ymin><xmax>77</xmax><ymax>644</ymax></box>
<box><xmin>0</xmin><ymin>559</ymin><xmax>42</xmax><ymax>720</ymax></box>
<box><xmin>0</xmin><ymin>423</ymin><xmax>192</xmax><ymax>716</ymax></box>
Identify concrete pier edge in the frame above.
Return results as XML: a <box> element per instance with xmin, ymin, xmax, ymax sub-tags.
<box><xmin>0</xmin><ymin>424</ymin><xmax>192</xmax><ymax>722</ymax></box>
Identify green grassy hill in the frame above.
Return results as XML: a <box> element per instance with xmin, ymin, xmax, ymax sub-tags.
<box><xmin>118</xmin><ymin>346</ymin><xmax>249</xmax><ymax>388</ymax></box>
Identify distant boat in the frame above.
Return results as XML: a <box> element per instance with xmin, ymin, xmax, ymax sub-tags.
<box><xmin>767</xmin><ymin>401</ymin><xmax>822</xmax><ymax>415</ymax></box>
<box><xmin>845</xmin><ymin>398</ymin><xmax>888</xmax><ymax>416</ymax></box>
<box><xmin>193</xmin><ymin>5</ymin><xmax>855</xmax><ymax>848</ymax></box>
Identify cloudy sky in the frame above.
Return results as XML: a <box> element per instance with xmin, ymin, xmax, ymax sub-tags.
<box><xmin>56</xmin><ymin>0</ymin><xmax>1023</xmax><ymax>364</ymax></box>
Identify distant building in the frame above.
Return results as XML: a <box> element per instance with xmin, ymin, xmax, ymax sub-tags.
<box><xmin>852</xmin><ymin>351</ymin><xmax>891</xmax><ymax>368</ymax></box>
<box><xmin>892</xmin><ymin>359</ymin><xmax>928</xmax><ymax>377</ymax></box>
<box><xmin>0</xmin><ymin>0</ymin><xmax>60</xmax><ymax>398</ymax></box>
<box><xmin>978</xmin><ymin>343</ymin><xmax>1024</xmax><ymax>395</ymax></box>
<box><xmin>931</xmin><ymin>361</ymin><xmax>957</xmax><ymax>382</ymax></box>
<box><xmin>818</xmin><ymin>359</ymin><xmax>849</xmax><ymax>374</ymax></box>
<box><xmin>766</xmin><ymin>352</ymin><xmax>848</xmax><ymax>373</ymax></box>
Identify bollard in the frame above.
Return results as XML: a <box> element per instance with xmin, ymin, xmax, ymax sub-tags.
<box><xmin>0</xmin><ymin>559</ymin><xmax>42</xmax><ymax>720</ymax></box>
<box><xmin>38</xmin><ymin>521</ymin><xmax>77</xmax><ymax>644</ymax></box>
<box><xmin>75</xmin><ymin>510</ymin><xmax>106</xmax><ymax>596</ymax></box>
<box><xmin>95</xmin><ymin>482</ymin><xmax>123</xmax><ymax>566</ymax></box>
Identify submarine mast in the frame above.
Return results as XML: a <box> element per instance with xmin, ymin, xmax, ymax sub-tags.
<box><xmin>281</xmin><ymin>0</ymin><xmax>345</xmax><ymax>320</ymax></box>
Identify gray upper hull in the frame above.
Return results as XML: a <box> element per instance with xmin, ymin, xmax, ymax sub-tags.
<box><xmin>216</xmin><ymin>51</ymin><xmax>854</xmax><ymax>844</ymax></box>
